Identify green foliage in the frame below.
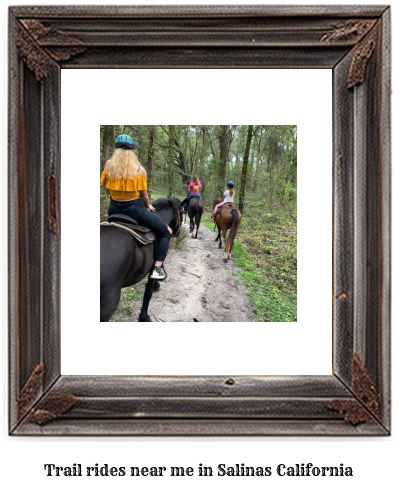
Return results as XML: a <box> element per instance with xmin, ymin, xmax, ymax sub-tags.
<box><xmin>109</xmin><ymin>281</ymin><xmax>147</xmax><ymax>322</ymax></box>
<box><xmin>174</xmin><ymin>232</ymin><xmax>187</xmax><ymax>248</ymax></box>
<box><xmin>100</xmin><ymin>187</ymin><xmax>109</xmax><ymax>222</ymax></box>
<box><xmin>202</xmin><ymin>206</ymin><xmax>297</xmax><ymax>322</ymax></box>
<box><xmin>233</xmin><ymin>238</ymin><xmax>297</xmax><ymax>322</ymax></box>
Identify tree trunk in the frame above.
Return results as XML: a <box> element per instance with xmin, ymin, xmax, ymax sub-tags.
<box><xmin>170</xmin><ymin>130</ymin><xmax>189</xmax><ymax>184</ymax></box>
<box><xmin>113</xmin><ymin>125</ymin><xmax>121</xmax><ymax>139</ymax></box>
<box><xmin>146</xmin><ymin>125</ymin><xmax>156</xmax><ymax>201</ymax></box>
<box><xmin>168</xmin><ymin>125</ymin><xmax>174</xmax><ymax>196</ymax></box>
<box><xmin>219</xmin><ymin>125</ymin><xmax>230</xmax><ymax>185</ymax></box>
<box><xmin>218</xmin><ymin>125</ymin><xmax>237</xmax><ymax>187</ymax></box>
<box><xmin>238</xmin><ymin>125</ymin><xmax>253</xmax><ymax>213</ymax></box>
<box><xmin>201</xmin><ymin>126</ymin><xmax>206</xmax><ymax>169</ymax></box>
<box><xmin>101</xmin><ymin>125</ymin><xmax>114</xmax><ymax>172</ymax></box>
<box><xmin>189</xmin><ymin>131</ymin><xmax>199</xmax><ymax>178</ymax></box>
<box><xmin>135</xmin><ymin>126</ymin><xmax>144</xmax><ymax>161</ymax></box>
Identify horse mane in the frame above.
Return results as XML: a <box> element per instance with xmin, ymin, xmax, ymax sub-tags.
<box><xmin>168</xmin><ymin>197</ymin><xmax>182</xmax><ymax>208</ymax></box>
<box><xmin>213</xmin><ymin>198</ymin><xmax>222</xmax><ymax>208</ymax></box>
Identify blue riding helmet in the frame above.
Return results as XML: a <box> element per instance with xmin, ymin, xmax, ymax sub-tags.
<box><xmin>227</xmin><ymin>181</ymin><xmax>235</xmax><ymax>187</ymax></box>
<box><xmin>115</xmin><ymin>134</ymin><xmax>135</xmax><ymax>150</ymax></box>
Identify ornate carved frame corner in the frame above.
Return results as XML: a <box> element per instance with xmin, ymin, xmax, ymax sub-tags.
<box><xmin>9</xmin><ymin>5</ymin><xmax>391</xmax><ymax>436</ymax></box>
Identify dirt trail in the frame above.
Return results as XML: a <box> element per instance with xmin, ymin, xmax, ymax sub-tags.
<box><xmin>127</xmin><ymin>219</ymin><xmax>254</xmax><ymax>322</ymax></box>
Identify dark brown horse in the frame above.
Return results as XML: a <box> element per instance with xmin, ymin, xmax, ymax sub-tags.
<box><xmin>214</xmin><ymin>204</ymin><xmax>242</xmax><ymax>262</ymax></box>
<box><xmin>187</xmin><ymin>195</ymin><xmax>203</xmax><ymax>239</ymax></box>
<box><xmin>212</xmin><ymin>198</ymin><xmax>222</xmax><ymax>231</ymax></box>
<box><xmin>100</xmin><ymin>198</ymin><xmax>182</xmax><ymax>322</ymax></box>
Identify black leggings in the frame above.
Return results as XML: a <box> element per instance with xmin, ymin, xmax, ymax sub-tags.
<box><xmin>108</xmin><ymin>197</ymin><xmax>171</xmax><ymax>262</ymax></box>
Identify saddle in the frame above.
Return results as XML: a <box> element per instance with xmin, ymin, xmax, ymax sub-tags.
<box><xmin>188</xmin><ymin>195</ymin><xmax>202</xmax><ymax>203</ymax></box>
<box><xmin>100</xmin><ymin>214</ymin><xmax>156</xmax><ymax>245</ymax></box>
<box><xmin>217</xmin><ymin>202</ymin><xmax>236</xmax><ymax>214</ymax></box>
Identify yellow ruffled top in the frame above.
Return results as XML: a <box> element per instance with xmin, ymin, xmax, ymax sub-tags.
<box><xmin>100</xmin><ymin>170</ymin><xmax>147</xmax><ymax>200</ymax></box>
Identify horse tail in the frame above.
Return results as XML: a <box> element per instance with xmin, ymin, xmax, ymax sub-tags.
<box><xmin>229</xmin><ymin>209</ymin><xmax>240</xmax><ymax>245</ymax></box>
<box><xmin>195</xmin><ymin>198</ymin><xmax>200</xmax><ymax>226</ymax></box>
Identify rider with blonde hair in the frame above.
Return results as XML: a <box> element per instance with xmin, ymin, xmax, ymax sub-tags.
<box><xmin>101</xmin><ymin>134</ymin><xmax>171</xmax><ymax>280</ymax></box>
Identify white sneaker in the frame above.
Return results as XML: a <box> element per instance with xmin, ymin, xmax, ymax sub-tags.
<box><xmin>150</xmin><ymin>266</ymin><xmax>166</xmax><ymax>280</ymax></box>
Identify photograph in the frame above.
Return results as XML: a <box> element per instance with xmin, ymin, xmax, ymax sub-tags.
<box><xmin>100</xmin><ymin>125</ymin><xmax>298</xmax><ymax>323</ymax></box>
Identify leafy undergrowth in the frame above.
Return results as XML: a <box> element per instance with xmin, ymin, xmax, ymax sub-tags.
<box><xmin>109</xmin><ymin>279</ymin><xmax>147</xmax><ymax>322</ymax></box>
<box><xmin>202</xmin><ymin>206</ymin><xmax>297</xmax><ymax>322</ymax></box>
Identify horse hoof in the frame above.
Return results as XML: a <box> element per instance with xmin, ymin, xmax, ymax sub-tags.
<box><xmin>154</xmin><ymin>281</ymin><xmax>161</xmax><ymax>292</ymax></box>
<box><xmin>223</xmin><ymin>257</ymin><xmax>228</xmax><ymax>263</ymax></box>
<box><xmin>139</xmin><ymin>315</ymin><xmax>151</xmax><ymax>322</ymax></box>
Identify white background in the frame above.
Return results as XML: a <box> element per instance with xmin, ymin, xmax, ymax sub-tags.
<box><xmin>1</xmin><ymin>1</ymin><xmax>398</xmax><ymax>492</ymax></box>
<box><xmin>61</xmin><ymin>68</ymin><xmax>332</xmax><ymax>376</ymax></box>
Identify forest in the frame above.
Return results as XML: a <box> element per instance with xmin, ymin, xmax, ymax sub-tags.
<box><xmin>100</xmin><ymin>125</ymin><xmax>297</xmax><ymax>322</ymax></box>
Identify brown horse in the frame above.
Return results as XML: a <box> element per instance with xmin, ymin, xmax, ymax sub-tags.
<box><xmin>214</xmin><ymin>203</ymin><xmax>242</xmax><ymax>262</ymax></box>
<box><xmin>212</xmin><ymin>198</ymin><xmax>222</xmax><ymax>231</ymax></box>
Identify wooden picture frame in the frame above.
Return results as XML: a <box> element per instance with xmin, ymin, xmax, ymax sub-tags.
<box><xmin>9</xmin><ymin>5</ymin><xmax>391</xmax><ymax>435</ymax></box>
